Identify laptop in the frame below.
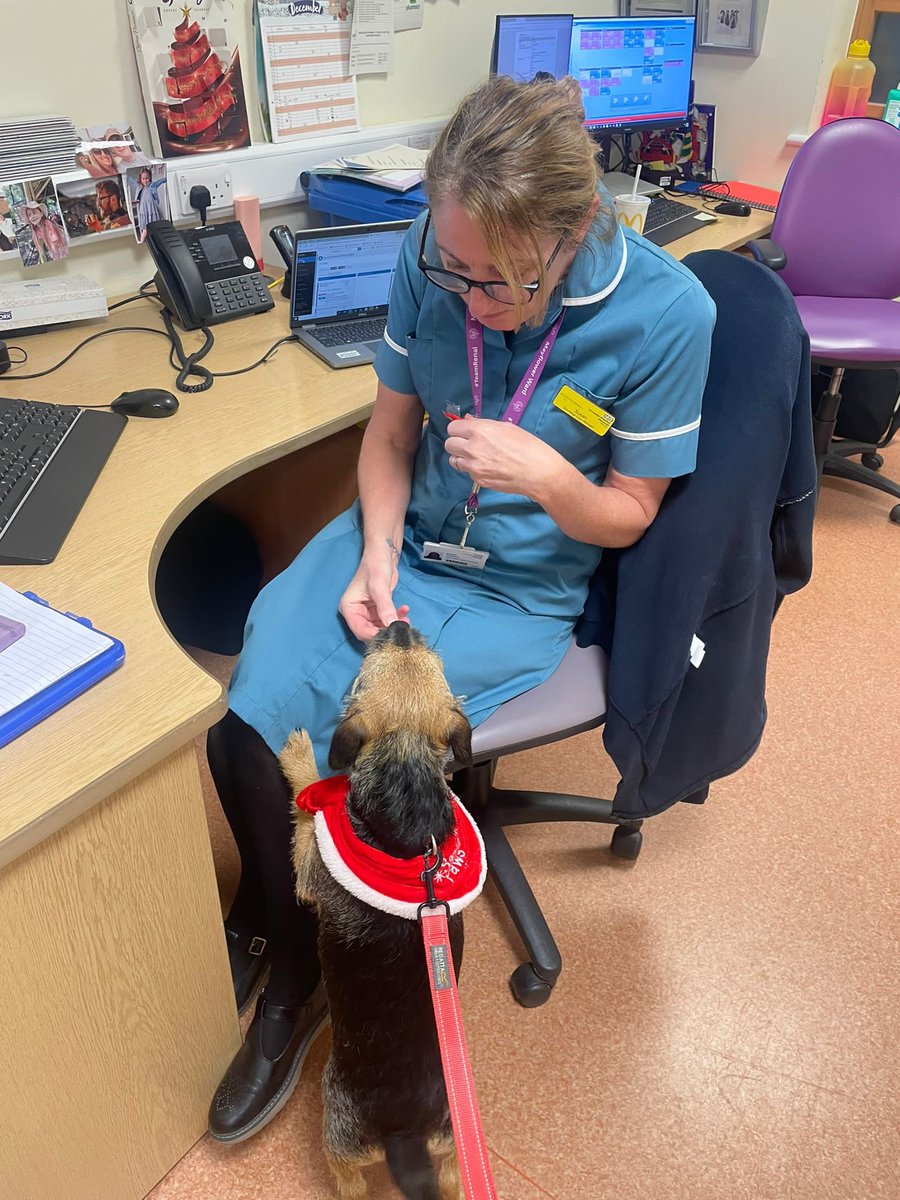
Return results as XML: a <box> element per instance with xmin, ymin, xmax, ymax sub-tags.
<box><xmin>289</xmin><ymin>220</ymin><xmax>412</xmax><ymax>369</ymax></box>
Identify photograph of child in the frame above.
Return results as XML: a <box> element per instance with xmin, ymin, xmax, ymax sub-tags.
<box><xmin>0</xmin><ymin>178</ymin><xmax>69</xmax><ymax>267</ymax></box>
<box><xmin>124</xmin><ymin>164</ymin><xmax>168</xmax><ymax>243</ymax></box>
<box><xmin>57</xmin><ymin>176</ymin><xmax>133</xmax><ymax>239</ymax></box>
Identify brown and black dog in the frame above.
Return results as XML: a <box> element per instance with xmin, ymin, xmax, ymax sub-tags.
<box><xmin>279</xmin><ymin>621</ymin><xmax>474</xmax><ymax>1200</ymax></box>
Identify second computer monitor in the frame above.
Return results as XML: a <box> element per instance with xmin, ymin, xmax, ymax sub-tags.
<box><xmin>491</xmin><ymin>14</ymin><xmax>574</xmax><ymax>83</ymax></box>
<box><xmin>570</xmin><ymin>15</ymin><xmax>695</xmax><ymax>131</ymax></box>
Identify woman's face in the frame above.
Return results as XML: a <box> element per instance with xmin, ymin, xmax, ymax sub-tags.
<box><xmin>24</xmin><ymin>206</ymin><xmax>41</xmax><ymax>226</ymax></box>
<box><xmin>430</xmin><ymin>200</ymin><xmax>571</xmax><ymax>333</ymax></box>
<box><xmin>93</xmin><ymin>148</ymin><xmax>116</xmax><ymax>175</ymax></box>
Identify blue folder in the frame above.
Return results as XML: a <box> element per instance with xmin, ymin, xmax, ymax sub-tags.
<box><xmin>0</xmin><ymin>590</ymin><xmax>125</xmax><ymax>750</ymax></box>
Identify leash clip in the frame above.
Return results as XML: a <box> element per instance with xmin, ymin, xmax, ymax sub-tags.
<box><xmin>418</xmin><ymin>836</ymin><xmax>450</xmax><ymax>921</ymax></box>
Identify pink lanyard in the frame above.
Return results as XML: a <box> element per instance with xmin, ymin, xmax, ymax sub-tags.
<box><xmin>460</xmin><ymin>309</ymin><xmax>564</xmax><ymax>534</ymax></box>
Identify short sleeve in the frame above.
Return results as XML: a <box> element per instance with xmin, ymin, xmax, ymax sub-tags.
<box><xmin>373</xmin><ymin>215</ymin><xmax>428</xmax><ymax>396</ymax></box>
<box><xmin>609</xmin><ymin>281</ymin><xmax>716</xmax><ymax>478</ymax></box>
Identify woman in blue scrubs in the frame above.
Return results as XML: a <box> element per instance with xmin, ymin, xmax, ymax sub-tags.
<box><xmin>208</xmin><ymin>74</ymin><xmax>716</xmax><ymax>1142</ymax></box>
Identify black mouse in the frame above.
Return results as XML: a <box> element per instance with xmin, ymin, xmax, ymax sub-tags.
<box><xmin>110</xmin><ymin>388</ymin><xmax>179</xmax><ymax>418</ymax></box>
<box><xmin>714</xmin><ymin>200</ymin><xmax>752</xmax><ymax>217</ymax></box>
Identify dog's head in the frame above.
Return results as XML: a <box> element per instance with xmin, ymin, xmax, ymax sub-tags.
<box><xmin>328</xmin><ymin>621</ymin><xmax>472</xmax><ymax>858</ymax></box>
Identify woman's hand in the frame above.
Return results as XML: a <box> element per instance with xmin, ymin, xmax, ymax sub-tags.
<box><xmin>338</xmin><ymin>543</ymin><xmax>410</xmax><ymax>641</ymax></box>
<box><xmin>444</xmin><ymin>415</ymin><xmax>563</xmax><ymax>499</ymax></box>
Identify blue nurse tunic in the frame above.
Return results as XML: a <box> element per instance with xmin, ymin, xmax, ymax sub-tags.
<box><xmin>229</xmin><ymin>209</ymin><xmax>716</xmax><ymax>768</ymax></box>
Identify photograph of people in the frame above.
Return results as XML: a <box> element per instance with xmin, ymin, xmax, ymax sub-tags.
<box><xmin>94</xmin><ymin>178</ymin><xmax>132</xmax><ymax>230</ymax></box>
<box><xmin>20</xmin><ymin>199</ymin><xmax>69</xmax><ymax>262</ymax></box>
<box><xmin>0</xmin><ymin>196</ymin><xmax>16</xmax><ymax>252</ymax></box>
<box><xmin>125</xmin><ymin>165</ymin><xmax>168</xmax><ymax>243</ymax></box>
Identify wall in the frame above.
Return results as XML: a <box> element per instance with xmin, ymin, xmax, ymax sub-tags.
<box><xmin>691</xmin><ymin>0</ymin><xmax>858</xmax><ymax>187</ymax></box>
<box><xmin>0</xmin><ymin>0</ymin><xmax>859</xmax><ymax>295</ymax></box>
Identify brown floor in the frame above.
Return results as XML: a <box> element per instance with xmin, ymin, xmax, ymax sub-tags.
<box><xmin>149</xmin><ymin>445</ymin><xmax>900</xmax><ymax>1200</ymax></box>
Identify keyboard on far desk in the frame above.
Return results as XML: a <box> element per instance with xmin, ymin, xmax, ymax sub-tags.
<box><xmin>314</xmin><ymin>317</ymin><xmax>387</xmax><ymax>347</ymax></box>
<box><xmin>0</xmin><ymin>397</ymin><xmax>126</xmax><ymax>566</ymax></box>
<box><xmin>644</xmin><ymin>196</ymin><xmax>700</xmax><ymax>232</ymax></box>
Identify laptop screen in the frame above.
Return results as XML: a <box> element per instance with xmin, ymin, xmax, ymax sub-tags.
<box><xmin>291</xmin><ymin>223</ymin><xmax>410</xmax><ymax>325</ymax></box>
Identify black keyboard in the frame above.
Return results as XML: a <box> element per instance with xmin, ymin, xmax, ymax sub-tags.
<box><xmin>644</xmin><ymin>196</ymin><xmax>698</xmax><ymax>233</ymax></box>
<box><xmin>0</xmin><ymin>397</ymin><xmax>126</xmax><ymax>566</ymax></box>
<box><xmin>314</xmin><ymin>317</ymin><xmax>387</xmax><ymax>347</ymax></box>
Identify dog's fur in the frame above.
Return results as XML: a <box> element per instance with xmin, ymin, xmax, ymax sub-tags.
<box><xmin>279</xmin><ymin>622</ymin><xmax>473</xmax><ymax>1200</ymax></box>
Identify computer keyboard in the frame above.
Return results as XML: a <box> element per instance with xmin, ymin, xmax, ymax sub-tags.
<box><xmin>315</xmin><ymin>317</ymin><xmax>387</xmax><ymax>347</ymax></box>
<box><xmin>0</xmin><ymin>397</ymin><xmax>126</xmax><ymax>566</ymax></box>
<box><xmin>644</xmin><ymin>196</ymin><xmax>699</xmax><ymax>233</ymax></box>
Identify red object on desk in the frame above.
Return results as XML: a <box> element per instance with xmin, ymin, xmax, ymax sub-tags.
<box><xmin>703</xmin><ymin>181</ymin><xmax>782</xmax><ymax>213</ymax></box>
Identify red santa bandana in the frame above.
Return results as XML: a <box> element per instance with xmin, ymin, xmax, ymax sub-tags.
<box><xmin>295</xmin><ymin>775</ymin><xmax>487</xmax><ymax>920</ymax></box>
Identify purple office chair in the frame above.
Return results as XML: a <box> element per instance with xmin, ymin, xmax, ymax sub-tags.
<box><xmin>749</xmin><ymin>117</ymin><xmax>900</xmax><ymax>523</ymax></box>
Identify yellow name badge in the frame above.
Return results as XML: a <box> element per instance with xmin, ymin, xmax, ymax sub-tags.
<box><xmin>552</xmin><ymin>385</ymin><xmax>615</xmax><ymax>436</ymax></box>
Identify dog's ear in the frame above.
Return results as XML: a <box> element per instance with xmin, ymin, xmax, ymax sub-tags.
<box><xmin>448</xmin><ymin>706</ymin><xmax>473</xmax><ymax>766</ymax></box>
<box><xmin>328</xmin><ymin>715</ymin><xmax>366</xmax><ymax>772</ymax></box>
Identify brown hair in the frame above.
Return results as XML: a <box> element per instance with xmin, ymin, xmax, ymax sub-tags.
<box><xmin>425</xmin><ymin>74</ymin><xmax>615</xmax><ymax>326</ymax></box>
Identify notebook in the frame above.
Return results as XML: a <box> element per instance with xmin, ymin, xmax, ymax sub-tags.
<box><xmin>0</xmin><ymin>582</ymin><xmax>125</xmax><ymax>749</ymax></box>
<box><xmin>289</xmin><ymin>221</ymin><xmax>411</xmax><ymax>369</ymax></box>
<box><xmin>701</xmin><ymin>181</ymin><xmax>781</xmax><ymax>213</ymax></box>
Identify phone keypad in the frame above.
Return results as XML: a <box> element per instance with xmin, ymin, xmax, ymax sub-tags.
<box><xmin>206</xmin><ymin>273</ymin><xmax>272</xmax><ymax>319</ymax></box>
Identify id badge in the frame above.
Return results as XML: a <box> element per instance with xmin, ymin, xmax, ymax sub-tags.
<box><xmin>421</xmin><ymin>541</ymin><xmax>489</xmax><ymax>570</ymax></box>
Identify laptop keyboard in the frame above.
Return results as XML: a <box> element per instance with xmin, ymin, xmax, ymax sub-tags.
<box><xmin>314</xmin><ymin>318</ymin><xmax>387</xmax><ymax>347</ymax></box>
<box><xmin>644</xmin><ymin>196</ymin><xmax>697</xmax><ymax>233</ymax></box>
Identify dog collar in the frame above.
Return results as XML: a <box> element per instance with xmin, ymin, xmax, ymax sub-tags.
<box><xmin>296</xmin><ymin>775</ymin><xmax>487</xmax><ymax>921</ymax></box>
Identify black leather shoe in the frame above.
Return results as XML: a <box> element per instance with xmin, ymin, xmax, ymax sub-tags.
<box><xmin>225</xmin><ymin>927</ymin><xmax>270</xmax><ymax>1016</ymax></box>
<box><xmin>208</xmin><ymin>984</ymin><xmax>329</xmax><ymax>1143</ymax></box>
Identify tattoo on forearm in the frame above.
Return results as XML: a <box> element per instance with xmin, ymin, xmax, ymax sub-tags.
<box><xmin>386</xmin><ymin>537</ymin><xmax>400</xmax><ymax>561</ymax></box>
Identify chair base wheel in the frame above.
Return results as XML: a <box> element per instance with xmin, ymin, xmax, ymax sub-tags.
<box><xmin>510</xmin><ymin>963</ymin><xmax>555</xmax><ymax>1008</ymax></box>
<box><xmin>891</xmin><ymin>504</ymin><xmax>900</xmax><ymax>525</ymax></box>
<box><xmin>610</xmin><ymin>826</ymin><xmax>643</xmax><ymax>860</ymax></box>
<box><xmin>861</xmin><ymin>452</ymin><xmax>883</xmax><ymax>471</ymax></box>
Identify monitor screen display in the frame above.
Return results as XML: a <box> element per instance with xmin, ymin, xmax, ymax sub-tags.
<box><xmin>292</xmin><ymin>227</ymin><xmax>407</xmax><ymax>323</ymax></box>
<box><xmin>569</xmin><ymin>16</ymin><xmax>695</xmax><ymax>131</ymax></box>
<box><xmin>492</xmin><ymin>14</ymin><xmax>574</xmax><ymax>83</ymax></box>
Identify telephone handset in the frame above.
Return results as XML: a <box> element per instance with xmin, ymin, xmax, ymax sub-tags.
<box><xmin>146</xmin><ymin>219</ymin><xmax>275</xmax><ymax>331</ymax></box>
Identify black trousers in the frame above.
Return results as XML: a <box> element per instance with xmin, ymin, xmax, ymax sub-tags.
<box><xmin>207</xmin><ymin>709</ymin><xmax>321</xmax><ymax>1006</ymax></box>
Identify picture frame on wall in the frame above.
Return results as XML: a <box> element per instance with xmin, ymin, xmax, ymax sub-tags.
<box><xmin>696</xmin><ymin>0</ymin><xmax>769</xmax><ymax>56</ymax></box>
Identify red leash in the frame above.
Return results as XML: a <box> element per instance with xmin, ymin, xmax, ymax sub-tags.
<box><xmin>420</xmin><ymin>851</ymin><xmax>497</xmax><ymax>1200</ymax></box>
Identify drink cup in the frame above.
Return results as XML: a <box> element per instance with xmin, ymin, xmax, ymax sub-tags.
<box><xmin>614</xmin><ymin>193</ymin><xmax>651</xmax><ymax>235</ymax></box>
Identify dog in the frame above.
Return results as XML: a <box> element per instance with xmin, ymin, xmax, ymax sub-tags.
<box><xmin>279</xmin><ymin>620</ymin><xmax>478</xmax><ymax>1200</ymax></box>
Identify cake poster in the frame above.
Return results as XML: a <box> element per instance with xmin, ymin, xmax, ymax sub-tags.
<box><xmin>125</xmin><ymin>0</ymin><xmax>251</xmax><ymax>159</ymax></box>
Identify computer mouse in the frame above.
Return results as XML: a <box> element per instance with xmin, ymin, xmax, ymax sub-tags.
<box><xmin>110</xmin><ymin>389</ymin><xmax>179</xmax><ymax>418</ymax></box>
<box><xmin>714</xmin><ymin>200</ymin><xmax>752</xmax><ymax>217</ymax></box>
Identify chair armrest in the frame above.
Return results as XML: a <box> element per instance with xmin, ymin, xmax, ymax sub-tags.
<box><xmin>746</xmin><ymin>238</ymin><xmax>787</xmax><ymax>272</ymax></box>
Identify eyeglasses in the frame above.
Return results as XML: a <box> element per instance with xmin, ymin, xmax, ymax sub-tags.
<box><xmin>417</xmin><ymin>211</ymin><xmax>565</xmax><ymax>306</ymax></box>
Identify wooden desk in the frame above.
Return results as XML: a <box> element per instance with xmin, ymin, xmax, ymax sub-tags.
<box><xmin>0</xmin><ymin>207</ymin><xmax>770</xmax><ymax>1200</ymax></box>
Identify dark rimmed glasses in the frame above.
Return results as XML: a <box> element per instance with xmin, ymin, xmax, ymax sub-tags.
<box><xmin>416</xmin><ymin>211</ymin><xmax>565</xmax><ymax>306</ymax></box>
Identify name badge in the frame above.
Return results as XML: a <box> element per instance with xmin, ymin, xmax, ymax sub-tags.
<box><xmin>421</xmin><ymin>541</ymin><xmax>489</xmax><ymax>570</ymax></box>
<box><xmin>552</xmin><ymin>385</ymin><xmax>615</xmax><ymax>436</ymax></box>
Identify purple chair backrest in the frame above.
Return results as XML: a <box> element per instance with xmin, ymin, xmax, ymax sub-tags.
<box><xmin>772</xmin><ymin>118</ymin><xmax>900</xmax><ymax>300</ymax></box>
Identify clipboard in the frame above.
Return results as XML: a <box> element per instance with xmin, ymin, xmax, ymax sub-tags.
<box><xmin>0</xmin><ymin>588</ymin><xmax>125</xmax><ymax>750</ymax></box>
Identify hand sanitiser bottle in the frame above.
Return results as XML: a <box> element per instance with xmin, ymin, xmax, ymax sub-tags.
<box><xmin>821</xmin><ymin>40</ymin><xmax>876</xmax><ymax>125</ymax></box>
<box><xmin>883</xmin><ymin>83</ymin><xmax>900</xmax><ymax>129</ymax></box>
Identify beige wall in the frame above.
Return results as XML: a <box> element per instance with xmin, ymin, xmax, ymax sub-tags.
<box><xmin>0</xmin><ymin>0</ymin><xmax>857</xmax><ymax>296</ymax></box>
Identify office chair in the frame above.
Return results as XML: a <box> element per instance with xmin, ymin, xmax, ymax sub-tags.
<box><xmin>451</xmin><ymin>250</ymin><xmax>815</xmax><ymax>1008</ymax></box>
<box><xmin>749</xmin><ymin>117</ymin><xmax>900</xmax><ymax>524</ymax></box>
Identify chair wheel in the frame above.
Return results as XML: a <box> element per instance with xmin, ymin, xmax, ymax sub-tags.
<box><xmin>861</xmin><ymin>453</ymin><xmax>883</xmax><ymax>471</ymax></box>
<box><xmin>610</xmin><ymin>826</ymin><xmax>643</xmax><ymax>860</ymax></box>
<box><xmin>510</xmin><ymin>963</ymin><xmax>555</xmax><ymax>1008</ymax></box>
<box><xmin>891</xmin><ymin>504</ymin><xmax>900</xmax><ymax>525</ymax></box>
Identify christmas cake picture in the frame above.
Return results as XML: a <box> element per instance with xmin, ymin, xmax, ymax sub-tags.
<box><xmin>126</xmin><ymin>0</ymin><xmax>251</xmax><ymax>158</ymax></box>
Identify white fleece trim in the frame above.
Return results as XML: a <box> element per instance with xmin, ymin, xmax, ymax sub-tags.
<box><xmin>312</xmin><ymin>791</ymin><xmax>488</xmax><ymax>921</ymax></box>
<box><xmin>383</xmin><ymin>330</ymin><xmax>408</xmax><ymax>357</ymax></box>
<box><xmin>610</xmin><ymin>414</ymin><xmax>702</xmax><ymax>441</ymax></box>
<box><xmin>562</xmin><ymin>230</ymin><xmax>628</xmax><ymax>307</ymax></box>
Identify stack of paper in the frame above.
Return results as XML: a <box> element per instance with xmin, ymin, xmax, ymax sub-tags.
<box><xmin>307</xmin><ymin>143</ymin><xmax>428</xmax><ymax>193</ymax></box>
<box><xmin>0</xmin><ymin>116</ymin><xmax>80</xmax><ymax>181</ymax></box>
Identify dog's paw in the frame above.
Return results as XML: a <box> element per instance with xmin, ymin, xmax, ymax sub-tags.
<box><xmin>279</xmin><ymin>729</ymin><xmax>319</xmax><ymax>794</ymax></box>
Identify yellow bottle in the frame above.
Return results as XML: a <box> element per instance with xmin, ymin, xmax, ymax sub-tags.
<box><xmin>821</xmin><ymin>40</ymin><xmax>876</xmax><ymax>125</ymax></box>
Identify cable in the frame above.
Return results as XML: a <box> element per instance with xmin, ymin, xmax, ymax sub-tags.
<box><xmin>210</xmin><ymin>335</ymin><xmax>295</xmax><ymax>378</ymax></box>
<box><xmin>161</xmin><ymin>307</ymin><xmax>215</xmax><ymax>392</ymax></box>
<box><xmin>1</xmin><ymin>326</ymin><xmax>174</xmax><ymax>381</ymax></box>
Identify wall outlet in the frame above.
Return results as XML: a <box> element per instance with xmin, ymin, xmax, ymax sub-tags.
<box><xmin>172</xmin><ymin>166</ymin><xmax>234</xmax><ymax>218</ymax></box>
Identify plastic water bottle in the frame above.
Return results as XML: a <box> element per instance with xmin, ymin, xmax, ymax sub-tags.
<box><xmin>883</xmin><ymin>83</ymin><xmax>900</xmax><ymax>129</ymax></box>
<box><xmin>821</xmin><ymin>40</ymin><xmax>876</xmax><ymax>125</ymax></box>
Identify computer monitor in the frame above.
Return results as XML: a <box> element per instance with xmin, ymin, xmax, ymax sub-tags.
<box><xmin>491</xmin><ymin>14</ymin><xmax>574</xmax><ymax>83</ymax></box>
<box><xmin>569</xmin><ymin>15</ymin><xmax>695</xmax><ymax>132</ymax></box>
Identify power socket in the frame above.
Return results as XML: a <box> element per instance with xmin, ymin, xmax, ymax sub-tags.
<box><xmin>173</xmin><ymin>166</ymin><xmax>233</xmax><ymax>219</ymax></box>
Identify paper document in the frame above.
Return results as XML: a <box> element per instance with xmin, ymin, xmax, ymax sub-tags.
<box><xmin>350</xmin><ymin>0</ymin><xmax>394</xmax><ymax>75</ymax></box>
<box><xmin>0</xmin><ymin>583</ymin><xmax>114</xmax><ymax>719</ymax></box>
<box><xmin>343</xmin><ymin>143</ymin><xmax>428</xmax><ymax>170</ymax></box>
<box><xmin>257</xmin><ymin>2</ymin><xmax>359</xmax><ymax>142</ymax></box>
<box><xmin>394</xmin><ymin>0</ymin><xmax>423</xmax><ymax>32</ymax></box>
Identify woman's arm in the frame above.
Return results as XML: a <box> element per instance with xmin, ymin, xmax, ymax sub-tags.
<box><xmin>444</xmin><ymin>417</ymin><xmax>668</xmax><ymax>549</ymax></box>
<box><xmin>338</xmin><ymin>382</ymin><xmax>424</xmax><ymax>639</ymax></box>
